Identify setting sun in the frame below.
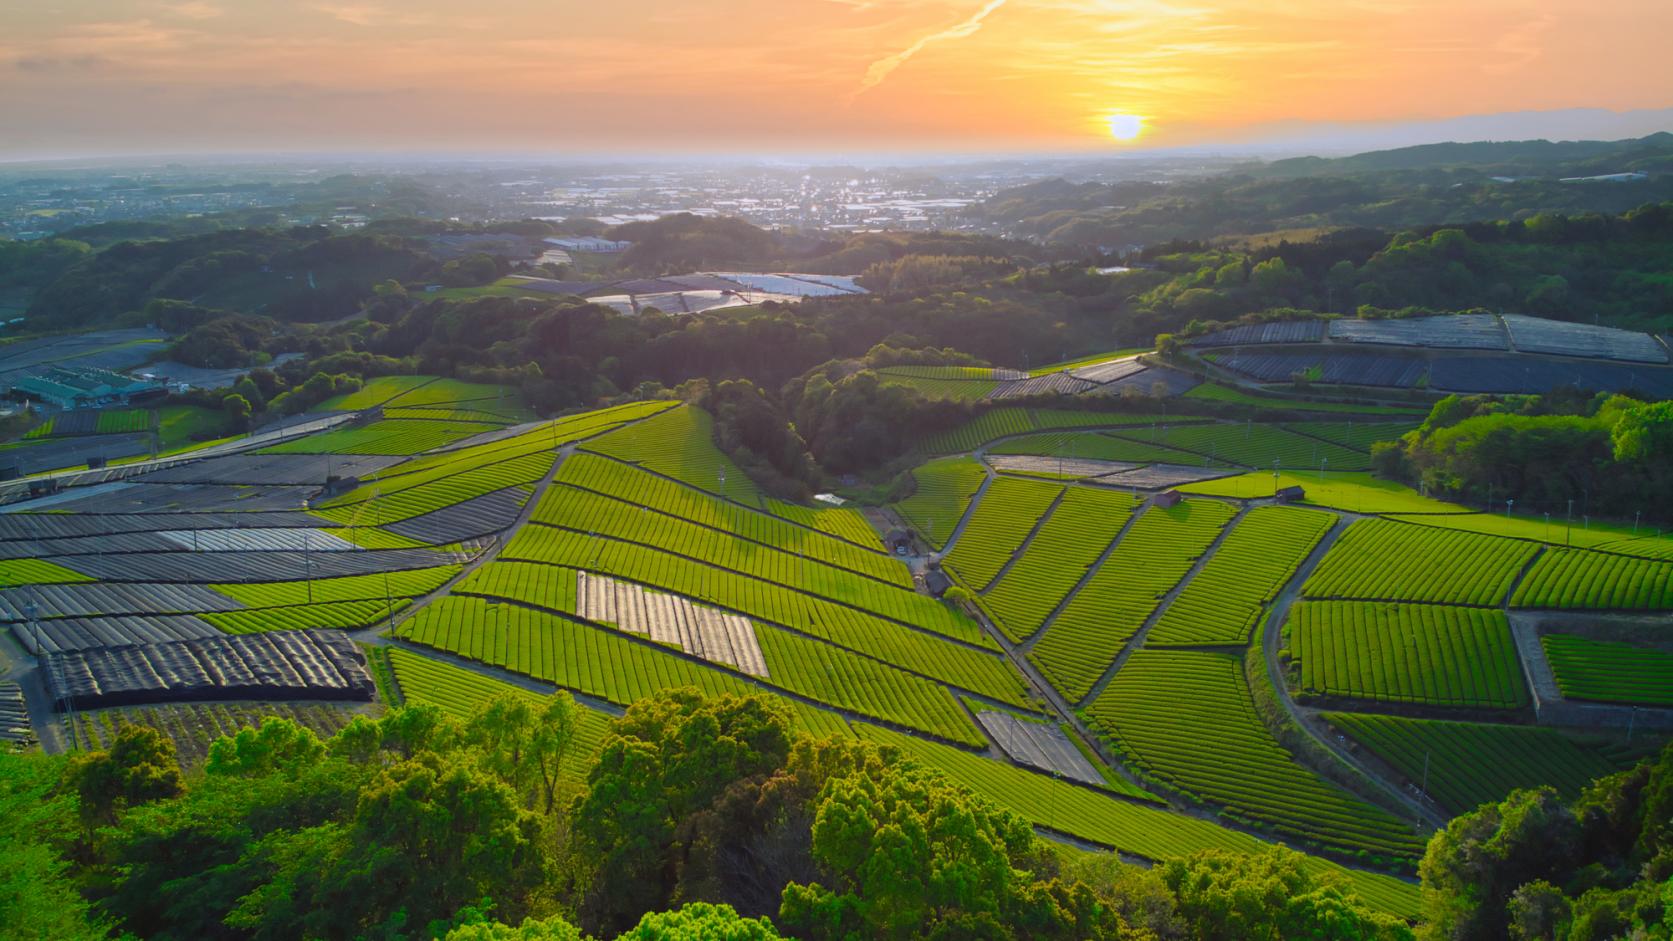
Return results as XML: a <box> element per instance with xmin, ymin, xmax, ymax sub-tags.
<box><xmin>1106</xmin><ymin>114</ymin><xmax>1145</xmax><ymax>142</ymax></box>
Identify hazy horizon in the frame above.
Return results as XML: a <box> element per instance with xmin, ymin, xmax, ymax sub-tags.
<box><xmin>3</xmin><ymin>0</ymin><xmax>1671</xmax><ymax>161</ymax></box>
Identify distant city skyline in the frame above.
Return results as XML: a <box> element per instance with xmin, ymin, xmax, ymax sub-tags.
<box><xmin>1</xmin><ymin>0</ymin><xmax>1670</xmax><ymax>160</ymax></box>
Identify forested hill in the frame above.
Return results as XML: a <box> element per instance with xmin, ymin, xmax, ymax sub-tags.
<box><xmin>971</xmin><ymin>134</ymin><xmax>1673</xmax><ymax>247</ymax></box>
<box><xmin>1249</xmin><ymin>132</ymin><xmax>1673</xmax><ymax>177</ymax></box>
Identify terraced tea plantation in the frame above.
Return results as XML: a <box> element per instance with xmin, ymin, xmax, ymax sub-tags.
<box><xmin>1303</xmin><ymin>518</ymin><xmax>1538</xmax><ymax>605</ymax></box>
<box><xmin>16</xmin><ymin>384</ymin><xmax>1672</xmax><ymax>923</ymax></box>
<box><xmin>1148</xmin><ymin>505</ymin><xmax>1333</xmax><ymax>647</ymax></box>
<box><xmin>1323</xmin><ymin>713</ymin><xmax>1626</xmax><ymax>814</ymax></box>
<box><xmin>1086</xmin><ymin>649</ymin><xmax>1428</xmax><ymax>861</ymax></box>
<box><xmin>1288</xmin><ymin>602</ymin><xmax>1528</xmax><ymax>709</ymax></box>
<box><xmin>1027</xmin><ymin>498</ymin><xmax>1236</xmax><ymax>699</ymax></box>
<box><xmin>1541</xmin><ymin>635</ymin><xmax>1673</xmax><ymax>706</ymax></box>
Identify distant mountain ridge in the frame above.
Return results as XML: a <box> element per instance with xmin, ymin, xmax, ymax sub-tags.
<box><xmin>1250</xmin><ymin>132</ymin><xmax>1673</xmax><ymax>178</ymax></box>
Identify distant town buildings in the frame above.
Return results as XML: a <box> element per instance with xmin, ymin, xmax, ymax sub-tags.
<box><xmin>544</xmin><ymin>237</ymin><xmax>632</xmax><ymax>253</ymax></box>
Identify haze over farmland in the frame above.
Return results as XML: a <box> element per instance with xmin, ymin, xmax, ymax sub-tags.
<box><xmin>3</xmin><ymin>2</ymin><xmax>1673</xmax><ymax>940</ymax></box>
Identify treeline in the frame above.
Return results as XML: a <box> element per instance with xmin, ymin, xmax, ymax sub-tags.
<box><xmin>2</xmin><ymin>686</ymin><xmax>1415</xmax><ymax>941</ymax></box>
<box><xmin>1373</xmin><ymin>391</ymin><xmax>1673</xmax><ymax>523</ymax></box>
<box><xmin>1014</xmin><ymin>202</ymin><xmax>1673</xmax><ymax>338</ymax></box>
<box><xmin>1420</xmin><ymin>738</ymin><xmax>1673</xmax><ymax>940</ymax></box>
<box><xmin>970</xmin><ymin>134</ymin><xmax>1673</xmax><ymax>250</ymax></box>
<box><xmin>606</xmin><ymin>214</ymin><xmax>1032</xmax><ymax>278</ymax></box>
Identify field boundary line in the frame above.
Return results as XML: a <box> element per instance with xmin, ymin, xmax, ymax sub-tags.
<box><xmin>932</xmin><ymin>462</ymin><xmax>997</xmax><ymax>556</ymax></box>
<box><xmin>450</xmin><ymin>578</ymin><xmax>1026</xmax><ymax>708</ymax></box>
<box><xmin>1017</xmin><ymin>503</ymin><xmax>1149</xmax><ymax>650</ymax></box>
<box><xmin>1072</xmin><ymin>503</ymin><xmax>1251</xmax><ymax>708</ymax></box>
<box><xmin>1258</xmin><ymin>515</ymin><xmax>1448</xmax><ymax>830</ymax></box>
<box><xmin>363</xmin><ymin>398</ymin><xmax>681</xmax><ymax>640</ymax></box>
<box><xmin>484</xmin><ymin>537</ymin><xmax>997</xmax><ymax>654</ymax></box>
<box><xmin>572</xmin><ymin>448</ymin><xmax>889</xmax><ymax>552</ymax></box>
<box><xmin>550</xmin><ymin>480</ymin><xmax>908</xmax><ymax>588</ymax></box>
<box><xmin>396</xmin><ymin>595</ymin><xmax>991</xmax><ymax>751</ymax></box>
<box><xmin>975</xmin><ymin>486</ymin><xmax>1067</xmax><ymax>594</ymax></box>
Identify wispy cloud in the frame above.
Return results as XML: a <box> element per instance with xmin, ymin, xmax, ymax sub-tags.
<box><xmin>1484</xmin><ymin>14</ymin><xmax>1554</xmax><ymax>75</ymax></box>
<box><xmin>854</xmin><ymin>0</ymin><xmax>1007</xmax><ymax>97</ymax></box>
<box><xmin>161</xmin><ymin>2</ymin><xmax>222</xmax><ymax>20</ymax></box>
<box><xmin>313</xmin><ymin>4</ymin><xmax>384</xmax><ymax>26</ymax></box>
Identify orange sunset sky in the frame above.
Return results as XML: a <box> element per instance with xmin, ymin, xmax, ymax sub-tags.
<box><xmin>1</xmin><ymin>0</ymin><xmax>1669</xmax><ymax>157</ymax></box>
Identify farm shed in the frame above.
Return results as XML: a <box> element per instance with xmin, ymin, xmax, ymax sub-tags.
<box><xmin>1275</xmin><ymin>485</ymin><xmax>1307</xmax><ymax>503</ymax></box>
<box><xmin>924</xmin><ymin>570</ymin><xmax>953</xmax><ymax>597</ymax></box>
<box><xmin>1153</xmin><ymin>490</ymin><xmax>1184</xmax><ymax>508</ymax></box>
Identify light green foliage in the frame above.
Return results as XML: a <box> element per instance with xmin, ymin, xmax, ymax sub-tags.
<box><xmin>0</xmin><ymin>557</ymin><xmax>94</xmax><ymax>586</ymax></box>
<box><xmin>557</xmin><ymin>452</ymin><xmax>904</xmax><ymax>583</ymax></box>
<box><xmin>1322</xmin><ymin>713</ymin><xmax>1623</xmax><ymax>815</ymax></box>
<box><xmin>1181</xmin><ymin>470</ymin><xmax>1471</xmax><ymax>514</ymax></box>
<box><xmin>1541</xmin><ymin>634</ymin><xmax>1673</xmax><ymax>706</ymax></box>
<box><xmin>583</xmin><ymin>404</ymin><xmax>761</xmax><ymax>503</ymax></box>
<box><xmin>396</xmin><ymin>597</ymin><xmax>848</xmax><ymax>740</ymax></box>
<box><xmin>1030</xmin><ymin>499</ymin><xmax>1237</xmax><ymax>701</ymax></box>
<box><xmin>921</xmin><ymin>407</ymin><xmax>1036</xmax><ymax>452</ymax></box>
<box><xmin>1282</xmin><ymin>421</ymin><xmax>1420</xmax><ymax>452</ymax></box>
<box><xmin>151</xmin><ymin>404</ymin><xmax>233</xmax><ymax>452</ymax></box>
<box><xmin>874</xmin><ymin>366</ymin><xmax>997</xmax><ymax>401</ymax></box>
<box><xmin>1160</xmin><ymin>847</ymin><xmax>1415</xmax><ymax>941</ymax></box>
<box><xmin>201</xmin><ymin>598</ymin><xmax>408</xmax><ymax>634</ymax></box>
<box><xmin>573</xmin><ymin>689</ymin><xmax>796</xmax><ymax>931</ymax></box>
<box><xmin>211</xmin><ymin>565</ymin><xmax>459</xmax><ymax>606</ymax></box>
<box><xmin>491</xmin><ymin>539</ymin><xmax>1019</xmax><ymax>705</ymax></box>
<box><xmin>322</xmin><ymin>450</ymin><xmax>553</xmax><ymax>523</ymax></box>
<box><xmin>942</xmin><ymin>475</ymin><xmax>1062</xmax><ymax>590</ymax></box>
<box><xmin>96</xmin><ymin>409</ymin><xmax>152</xmax><ymax>434</ymax></box>
<box><xmin>1149</xmin><ymin>505</ymin><xmax>1334</xmax><ymax>646</ymax></box>
<box><xmin>980</xmin><ymin>486</ymin><xmax>1138</xmax><ymax>642</ymax></box>
<box><xmin>761</xmin><ymin>497</ymin><xmax>880</xmax><ymax>547</ymax></box>
<box><xmin>509</xmin><ymin>509</ymin><xmax>978</xmax><ymax>647</ymax></box>
<box><xmin>259</xmin><ymin>417</ymin><xmax>498</xmax><ymax>455</ymax></box>
<box><xmin>1609</xmin><ymin>399</ymin><xmax>1673</xmax><ymax>462</ymax></box>
<box><xmin>615</xmin><ymin>904</ymin><xmax>786</xmax><ymax>940</ymax></box>
<box><xmin>893</xmin><ymin>456</ymin><xmax>986</xmax><ymax>548</ymax></box>
<box><xmin>1387</xmin><ymin>512</ymin><xmax>1673</xmax><ymax>558</ymax></box>
<box><xmin>381</xmin><ymin>406</ymin><xmax>520</xmax><ymax>424</ymax></box>
<box><xmin>582</xmin><ymin>403</ymin><xmax>852</xmax><ymax>539</ymax></box>
<box><xmin>1111</xmin><ymin>421</ymin><xmax>1372</xmax><ymax>471</ymax></box>
<box><xmin>63</xmin><ymin>724</ymin><xmax>184</xmax><ymax>827</ymax></box>
<box><xmin>753</xmin><ymin>625</ymin><xmax>989</xmax><ymax>747</ymax></box>
<box><xmin>1289</xmin><ymin>602</ymin><xmax>1528</xmax><ymax>708</ymax></box>
<box><xmin>853</xmin><ymin>724</ymin><xmax>1419</xmax><ymax>918</ymax></box>
<box><xmin>384</xmin><ymin>377</ymin><xmax>526</xmax><ymax>411</ymax></box>
<box><xmin>444</xmin><ymin>914</ymin><xmax>584</xmax><ymax>941</ymax></box>
<box><xmin>387</xmin><ymin>649</ymin><xmax>610</xmax><ymax>782</ymax></box>
<box><xmin>779</xmin><ymin>753</ymin><xmax>1050</xmax><ymax>941</ymax></box>
<box><xmin>1512</xmin><ymin>549</ymin><xmax>1673</xmax><ymax>609</ymax></box>
<box><xmin>453</xmin><ymin>561</ymin><xmax>578</xmax><ymax>613</ymax></box>
<box><xmin>0</xmin><ymin>752</ymin><xmax>111</xmax><ymax>940</ymax></box>
<box><xmin>1085</xmin><ymin>649</ymin><xmax>1428</xmax><ymax>860</ymax></box>
<box><xmin>317</xmin><ymin>402</ymin><xmax>669</xmax><ymax>521</ymax></box>
<box><xmin>987</xmin><ymin>430</ymin><xmax>1209</xmax><ymax>465</ymax></box>
<box><xmin>320</xmin><ymin>375</ymin><xmax>437</xmax><ymax>410</ymax></box>
<box><xmin>923</xmin><ymin>407</ymin><xmax>1207</xmax><ymax>453</ymax></box>
<box><xmin>1303</xmin><ymin>518</ymin><xmax>1538</xmax><ymax>605</ymax></box>
<box><xmin>1185</xmin><ymin>381</ymin><xmax>1426</xmax><ymax>415</ymax></box>
<box><xmin>501</xmin><ymin>527</ymin><xmax>990</xmax><ymax>651</ymax></box>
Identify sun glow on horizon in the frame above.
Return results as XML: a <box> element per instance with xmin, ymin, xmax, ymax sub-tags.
<box><xmin>1105</xmin><ymin>114</ymin><xmax>1146</xmax><ymax>142</ymax></box>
